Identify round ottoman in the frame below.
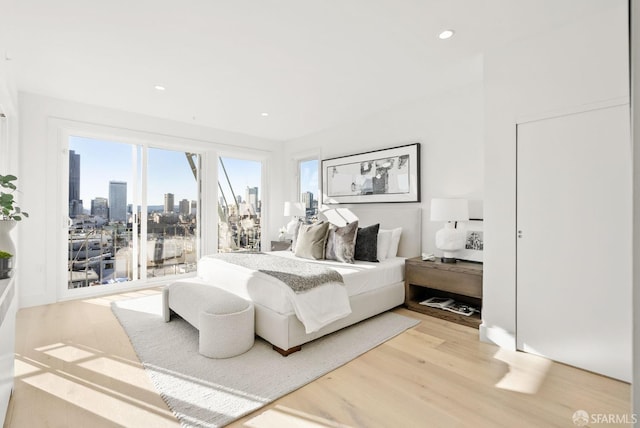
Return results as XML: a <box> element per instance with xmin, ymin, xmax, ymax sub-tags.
<box><xmin>166</xmin><ymin>280</ymin><xmax>255</xmax><ymax>358</ymax></box>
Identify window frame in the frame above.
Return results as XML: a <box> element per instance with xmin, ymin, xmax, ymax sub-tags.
<box><xmin>54</xmin><ymin>120</ymin><xmax>240</xmax><ymax>301</ymax></box>
<box><xmin>59</xmin><ymin>130</ymin><xmax>204</xmax><ymax>299</ymax></box>
<box><xmin>294</xmin><ymin>150</ymin><xmax>321</xmax><ymax>221</ymax></box>
<box><xmin>215</xmin><ymin>148</ymin><xmax>269</xmax><ymax>253</ymax></box>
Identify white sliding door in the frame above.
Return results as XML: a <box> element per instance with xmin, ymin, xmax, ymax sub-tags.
<box><xmin>64</xmin><ymin>134</ymin><xmax>201</xmax><ymax>296</ymax></box>
<box><xmin>516</xmin><ymin>103</ymin><xmax>631</xmax><ymax>381</ymax></box>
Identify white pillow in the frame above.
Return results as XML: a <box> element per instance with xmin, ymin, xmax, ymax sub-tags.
<box><xmin>376</xmin><ymin>230</ymin><xmax>393</xmax><ymax>262</ymax></box>
<box><xmin>383</xmin><ymin>227</ymin><xmax>403</xmax><ymax>258</ymax></box>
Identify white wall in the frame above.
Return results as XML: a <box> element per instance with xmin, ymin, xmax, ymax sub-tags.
<box><xmin>0</xmin><ymin>73</ymin><xmax>19</xmax><ymax>174</ymax></box>
<box><xmin>283</xmin><ymin>79</ymin><xmax>485</xmax><ymax>256</ymax></box>
<box><xmin>17</xmin><ymin>92</ymin><xmax>284</xmax><ymax>307</ymax></box>
<box><xmin>483</xmin><ymin>3</ymin><xmax>629</xmax><ymax>347</ymax></box>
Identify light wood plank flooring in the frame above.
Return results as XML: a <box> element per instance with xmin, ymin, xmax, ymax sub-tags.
<box><xmin>3</xmin><ymin>288</ymin><xmax>631</xmax><ymax>428</ymax></box>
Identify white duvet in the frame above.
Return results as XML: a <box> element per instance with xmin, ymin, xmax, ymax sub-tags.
<box><xmin>197</xmin><ymin>254</ymin><xmax>352</xmax><ymax>333</ymax></box>
<box><xmin>197</xmin><ymin>252</ymin><xmax>406</xmax><ymax>333</ymax></box>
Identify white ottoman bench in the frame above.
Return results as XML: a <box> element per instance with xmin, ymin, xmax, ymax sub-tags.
<box><xmin>163</xmin><ymin>279</ymin><xmax>255</xmax><ymax>358</ymax></box>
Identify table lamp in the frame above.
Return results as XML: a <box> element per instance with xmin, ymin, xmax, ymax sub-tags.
<box><xmin>430</xmin><ymin>198</ymin><xmax>469</xmax><ymax>263</ymax></box>
<box><xmin>283</xmin><ymin>201</ymin><xmax>305</xmax><ymax>237</ymax></box>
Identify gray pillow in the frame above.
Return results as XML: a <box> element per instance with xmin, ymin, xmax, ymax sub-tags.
<box><xmin>354</xmin><ymin>223</ymin><xmax>380</xmax><ymax>262</ymax></box>
<box><xmin>325</xmin><ymin>221</ymin><xmax>358</xmax><ymax>263</ymax></box>
<box><xmin>294</xmin><ymin>222</ymin><xmax>330</xmax><ymax>260</ymax></box>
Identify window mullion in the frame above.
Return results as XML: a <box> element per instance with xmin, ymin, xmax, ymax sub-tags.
<box><xmin>139</xmin><ymin>145</ymin><xmax>148</xmax><ymax>281</ymax></box>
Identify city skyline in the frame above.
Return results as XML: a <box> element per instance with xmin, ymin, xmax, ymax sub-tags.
<box><xmin>69</xmin><ymin>136</ymin><xmax>201</xmax><ymax>206</ymax></box>
<box><xmin>69</xmin><ymin>137</ymin><xmax>318</xmax><ymax>215</ymax></box>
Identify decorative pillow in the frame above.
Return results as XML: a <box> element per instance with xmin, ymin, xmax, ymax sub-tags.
<box><xmin>354</xmin><ymin>223</ymin><xmax>380</xmax><ymax>262</ymax></box>
<box><xmin>290</xmin><ymin>219</ymin><xmax>305</xmax><ymax>253</ymax></box>
<box><xmin>294</xmin><ymin>222</ymin><xmax>330</xmax><ymax>260</ymax></box>
<box><xmin>376</xmin><ymin>229</ymin><xmax>393</xmax><ymax>262</ymax></box>
<box><xmin>325</xmin><ymin>221</ymin><xmax>359</xmax><ymax>263</ymax></box>
<box><xmin>387</xmin><ymin>227</ymin><xmax>403</xmax><ymax>258</ymax></box>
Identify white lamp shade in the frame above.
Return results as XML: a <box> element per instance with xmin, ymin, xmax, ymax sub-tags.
<box><xmin>430</xmin><ymin>198</ymin><xmax>469</xmax><ymax>222</ymax></box>
<box><xmin>283</xmin><ymin>201</ymin><xmax>305</xmax><ymax>217</ymax></box>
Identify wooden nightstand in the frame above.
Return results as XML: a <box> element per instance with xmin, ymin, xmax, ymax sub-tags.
<box><xmin>404</xmin><ymin>257</ymin><xmax>483</xmax><ymax>328</ymax></box>
<box><xmin>270</xmin><ymin>240</ymin><xmax>292</xmax><ymax>251</ymax></box>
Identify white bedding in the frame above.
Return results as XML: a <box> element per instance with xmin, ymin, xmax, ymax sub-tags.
<box><xmin>267</xmin><ymin>251</ymin><xmax>406</xmax><ymax>297</ymax></box>
<box><xmin>196</xmin><ymin>252</ymin><xmax>405</xmax><ymax>334</ymax></box>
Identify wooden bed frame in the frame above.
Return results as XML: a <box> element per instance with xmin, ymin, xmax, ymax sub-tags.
<box><xmin>258</xmin><ymin>205</ymin><xmax>422</xmax><ymax>355</ymax></box>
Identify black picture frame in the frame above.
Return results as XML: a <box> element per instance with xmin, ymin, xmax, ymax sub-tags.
<box><xmin>321</xmin><ymin>143</ymin><xmax>420</xmax><ymax>204</ymax></box>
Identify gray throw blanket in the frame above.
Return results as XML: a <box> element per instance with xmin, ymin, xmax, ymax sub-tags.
<box><xmin>210</xmin><ymin>252</ymin><xmax>344</xmax><ymax>293</ymax></box>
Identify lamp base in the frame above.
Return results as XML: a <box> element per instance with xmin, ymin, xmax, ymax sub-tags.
<box><xmin>435</xmin><ymin>226</ymin><xmax>466</xmax><ymax>264</ymax></box>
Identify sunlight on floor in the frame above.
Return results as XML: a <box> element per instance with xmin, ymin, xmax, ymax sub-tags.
<box><xmin>82</xmin><ymin>296</ymin><xmax>121</xmax><ymax>307</ymax></box>
<box><xmin>245</xmin><ymin>405</ymin><xmax>352</xmax><ymax>428</ymax></box>
<box><xmin>79</xmin><ymin>357</ymin><xmax>157</xmax><ymax>392</ymax></box>
<box><xmin>14</xmin><ymin>358</ymin><xmax>41</xmax><ymax>377</ymax></box>
<box><xmin>112</xmin><ymin>293</ymin><xmax>163</xmax><ymax>316</ymax></box>
<box><xmin>13</xmin><ymin>338</ymin><xmax>178</xmax><ymax>427</ymax></box>
<box><xmin>21</xmin><ymin>371</ymin><xmax>174</xmax><ymax>427</ymax></box>
<box><xmin>492</xmin><ymin>348</ymin><xmax>552</xmax><ymax>394</ymax></box>
<box><xmin>82</xmin><ymin>287</ymin><xmax>162</xmax><ymax>307</ymax></box>
<box><xmin>42</xmin><ymin>344</ymin><xmax>95</xmax><ymax>363</ymax></box>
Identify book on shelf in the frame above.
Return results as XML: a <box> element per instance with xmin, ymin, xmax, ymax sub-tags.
<box><xmin>419</xmin><ymin>297</ymin><xmax>454</xmax><ymax>309</ymax></box>
<box><xmin>418</xmin><ymin>297</ymin><xmax>478</xmax><ymax>316</ymax></box>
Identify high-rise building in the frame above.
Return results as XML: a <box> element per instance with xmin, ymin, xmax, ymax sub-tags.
<box><xmin>190</xmin><ymin>200</ymin><xmax>197</xmax><ymax>215</ymax></box>
<box><xmin>164</xmin><ymin>193</ymin><xmax>175</xmax><ymax>213</ymax></box>
<box><xmin>301</xmin><ymin>191</ymin><xmax>313</xmax><ymax>209</ymax></box>
<box><xmin>69</xmin><ymin>150</ymin><xmax>80</xmax><ymax>201</ymax></box>
<box><xmin>246</xmin><ymin>186</ymin><xmax>258</xmax><ymax>213</ymax></box>
<box><xmin>179</xmin><ymin>199</ymin><xmax>190</xmax><ymax>215</ymax></box>
<box><xmin>91</xmin><ymin>197</ymin><xmax>109</xmax><ymax>218</ymax></box>
<box><xmin>109</xmin><ymin>181</ymin><xmax>127</xmax><ymax>222</ymax></box>
<box><xmin>68</xmin><ymin>150</ymin><xmax>83</xmax><ymax>218</ymax></box>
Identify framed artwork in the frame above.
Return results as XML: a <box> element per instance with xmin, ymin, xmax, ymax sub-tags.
<box><xmin>321</xmin><ymin>143</ymin><xmax>420</xmax><ymax>204</ymax></box>
<box><xmin>457</xmin><ymin>219</ymin><xmax>484</xmax><ymax>263</ymax></box>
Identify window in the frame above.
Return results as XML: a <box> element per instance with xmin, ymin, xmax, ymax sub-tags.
<box><xmin>67</xmin><ymin>136</ymin><xmax>200</xmax><ymax>289</ymax></box>
<box><xmin>298</xmin><ymin>158</ymin><xmax>319</xmax><ymax>221</ymax></box>
<box><xmin>145</xmin><ymin>148</ymin><xmax>199</xmax><ymax>278</ymax></box>
<box><xmin>217</xmin><ymin>156</ymin><xmax>262</xmax><ymax>252</ymax></box>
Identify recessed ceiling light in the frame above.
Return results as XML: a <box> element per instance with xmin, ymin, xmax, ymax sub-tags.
<box><xmin>261</xmin><ymin>112</ymin><xmax>269</xmax><ymax>117</ymax></box>
<box><xmin>439</xmin><ymin>30</ymin><xmax>455</xmax><ymax>40</ymax></box>
<box><xmin>154</xmin><ymin>85</ymin><xmax>166</xmax><ymax>91</ymax></box>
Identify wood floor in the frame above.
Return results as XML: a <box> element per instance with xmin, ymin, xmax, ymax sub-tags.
<box><xmin>3</xmin><ymin>288</ymin><xmax>631</xmax><ymax>428</ymax></box>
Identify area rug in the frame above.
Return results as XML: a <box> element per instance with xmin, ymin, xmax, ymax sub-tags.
<box><xmin>112</xmin><ymin>294</ymin><xmax>419</xmax><ymax>428</ymax></box>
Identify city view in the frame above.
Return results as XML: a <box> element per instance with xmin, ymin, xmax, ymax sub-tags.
<box><xmin>67</xmin><ymin>139</ymin><xmax>202</xmax><ymax>289</ymax></box>
<box><xmin>67</xmin><ymin>137</ymin><xmax>318</xmax><ymax>289</ymax></box>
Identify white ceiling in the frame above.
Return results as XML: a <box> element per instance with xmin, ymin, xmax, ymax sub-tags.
<box><xmin>0</xmin><ymin>0</ymin><xmax>620</xmax><ymax>141</ymax></box>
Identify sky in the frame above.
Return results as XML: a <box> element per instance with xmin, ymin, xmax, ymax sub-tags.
<box><xmin>218</xmin><ymin>157</ymin><xmax>262</xmax><ymax>205</ymax></box>
<box><xmin>300</xmin><ymin>159</ymin><xmax>319</xmax><ymax>196</ymax></box>
<box><xmin>69</xmin><ymin>136</ymin><xmax>316</xmax><ymax>209</ymax></box>
<box><xmin>70</xmin><ymin>136</ymin><xmax>257</xmax><ymax>207</ymax></box>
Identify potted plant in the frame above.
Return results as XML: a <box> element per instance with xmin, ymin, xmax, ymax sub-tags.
<box><xmin>0</xmin><ymin>174</ymin><xmax>28</xmax><ymax>258</ymax></box>
<box><xmin>0</xmin><ymin>251</ymin><xmax>12</xmax><ymax>279</ymax></box>
<box><xmin>0</xmin><ymin>174</ymin><xmax>28</xmax><ymax>221</ymax></box>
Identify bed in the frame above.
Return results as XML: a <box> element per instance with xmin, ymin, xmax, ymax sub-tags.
<box><xmin>186</xmin><ymin>206</ymin><xmax>420</xmax><ymax>355</ymax></box>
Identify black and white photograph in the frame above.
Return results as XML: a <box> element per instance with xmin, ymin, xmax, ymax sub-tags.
<box><xmin>321</xmin><ymin>143</ymin><xmax>420</xmax><ymax>204</ymax></box>
<box><xmin>457</xmin><ymin>219</ymin><xmax>484</xmax><ymax>262</ymax></box>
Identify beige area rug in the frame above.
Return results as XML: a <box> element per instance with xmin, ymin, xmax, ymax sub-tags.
<box><xmin>112</xmin><ymin>294</ymin><xmax>419</xmax><ymax>428</ymax></box>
